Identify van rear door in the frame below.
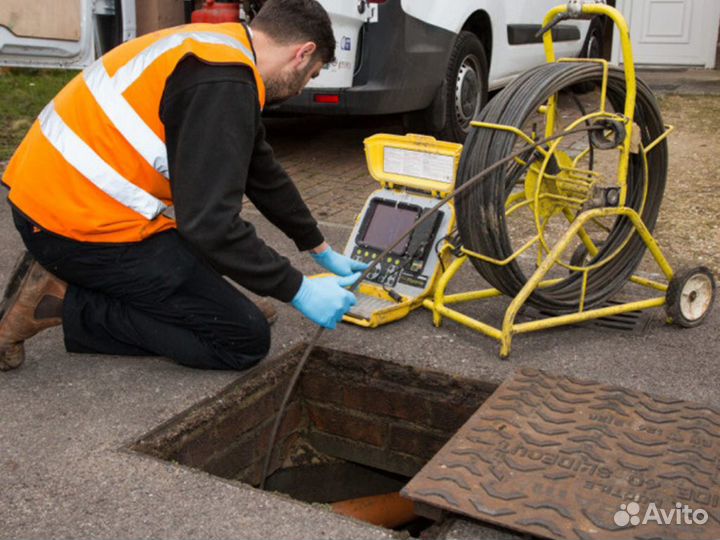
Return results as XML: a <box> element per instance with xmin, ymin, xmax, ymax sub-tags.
<box><xmin>0</xmin><ymin>0</ymin><xmax>136</xmax><ymax>69</ymax></box>
<box><xmin>307</xmin><ymin>0</ymin><xmax>377</xmax><ymax>89</ymax></box>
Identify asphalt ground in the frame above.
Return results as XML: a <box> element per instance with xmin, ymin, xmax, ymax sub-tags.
<box><xmin>1</xmin><ymin>71</ymin><xmax>719</xmax><ymax>539</ymax></box>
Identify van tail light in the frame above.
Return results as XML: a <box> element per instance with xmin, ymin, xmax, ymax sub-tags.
<box><xmin>314</xmin><ymin>94</ymin><xmax>340</xmax><ymax>104</ymax></box>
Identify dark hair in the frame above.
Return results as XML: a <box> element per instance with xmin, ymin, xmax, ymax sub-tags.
<box><xmin>250</xmin><ymin>0</ymin><xmax>336</xmax><ymax>65</ymax></box>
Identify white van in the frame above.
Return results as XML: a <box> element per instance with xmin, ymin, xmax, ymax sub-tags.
<box><xmin>0</xmin><ymin>0</ymin><xmax>136</xmax><ymax>69</ymax></box>
<box><xmin>0</xmin><ymin>1</ymin><xmax>607</xmax><ymax>142</ymax></box>
<box><xmin>273</xmin><ymin>0</ymin><xmax>608</xmax><ymax>141</ymax></box>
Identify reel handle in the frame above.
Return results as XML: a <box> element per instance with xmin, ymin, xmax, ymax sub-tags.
<box><xmin>567</xmin><ymin>0</ymin><xmax>607</xmax><ymax>19</ymax></box>
<box><xmin>535</xmin><ymin>1</ymin><xmax>607</xmax><ymax>41</ymax></box>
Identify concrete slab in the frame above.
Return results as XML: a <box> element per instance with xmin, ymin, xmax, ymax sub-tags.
<box><xmin>638</xmin><ymin>68</ymin><xmax>720</xmax><ymax>96</ymax></box>
<box><xmin>439</xmin><ymin>518</ymin><xmax>523</xmax><ymax>540</ymax></box>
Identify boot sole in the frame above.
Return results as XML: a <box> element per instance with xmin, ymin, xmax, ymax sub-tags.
<box><xmin>0</xmin><ymin>342</ymin><xmax>25</xmax><ymax>371</ymax></box>
<box><xmin>0</xmin><ymin>252</ymin><xmax>35</xmax><ymax>370</ymax></box>
<box><xmin>0</xmin><ymin>251</ymin><xmax>34</xmax><ymax>321</ymax></box>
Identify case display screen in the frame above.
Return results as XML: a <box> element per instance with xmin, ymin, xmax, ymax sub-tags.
<box><xmin>360</xmin><ymin>201</ymin><xmax>419</xmax><ymax>255</ymax></box>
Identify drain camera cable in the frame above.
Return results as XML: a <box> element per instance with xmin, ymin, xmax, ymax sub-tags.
<box><xmin>259</xmin><ymin>123</ymin><xmax>603</xmax><ymax>489</ymax></box>
<box><xmin>457</xmin><ymin>63</ymin><xmax>667</xmax><ymax>313</ymax></box>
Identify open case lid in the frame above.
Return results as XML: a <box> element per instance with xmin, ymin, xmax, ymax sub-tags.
<box><xmin>364</xmin><ymin>134</ymin><xmax>463</xmax><ymax>197</ymax></box>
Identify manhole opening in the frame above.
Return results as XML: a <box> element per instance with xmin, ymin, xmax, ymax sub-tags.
<box><xmin>131</xmin><ymin>344</ymin><xmax>497</xmax><ymax>536</ymax></box>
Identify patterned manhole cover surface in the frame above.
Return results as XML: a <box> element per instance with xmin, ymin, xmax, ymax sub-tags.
<box><xmin>402</xmin><ymin>368</ymin><xmax>720</xmax><ymax>539</ymax></box>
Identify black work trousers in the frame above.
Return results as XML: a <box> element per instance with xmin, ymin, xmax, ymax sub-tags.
<box><xmin>12</xmin><ymin>208</ymin><xmax>270</xmax><ymax>370</ymax></box>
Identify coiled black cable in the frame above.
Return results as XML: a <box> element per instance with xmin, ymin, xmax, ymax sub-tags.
<box><xmin>456</xmin><ymin>63</ymin><xmax>668</xmax><ymax>313</ymax></box>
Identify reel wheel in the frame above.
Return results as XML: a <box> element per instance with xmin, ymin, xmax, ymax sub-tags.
<box><xmin>665</xmin><ymin>267</ymin><xmax>716</xmax><ymax>328</ymax></box>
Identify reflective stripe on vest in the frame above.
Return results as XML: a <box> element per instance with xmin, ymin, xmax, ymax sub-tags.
<box><xmin>46</xmin><ymin>31</ymin><xmax>256</xmax><ymax>220</ymax></box>
<box><xmin>39</xmin><ymin>102</ymin><xmax>169</xmax><ymax>220</ymax></box>
<box><xmin>83</xmin><ymin>61</ymin><xmax>171</xmax><ymax>178</ymax></box>
<box><xmin>111</xmin><ymin>31</ymin><xmax>255</xmax><ymax>92</ymax></box>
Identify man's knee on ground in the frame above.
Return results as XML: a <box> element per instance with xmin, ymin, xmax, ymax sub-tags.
<box><xmin>224</xmin><ymin>313</ymin><xmax>271</xmax><ymax>370</ymax></box>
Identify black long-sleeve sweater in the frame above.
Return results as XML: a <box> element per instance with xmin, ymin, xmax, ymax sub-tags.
<box><xmin>160</xmin><ymin>55</ymin><xmax>324</xmax><ymax>302</ymax></box>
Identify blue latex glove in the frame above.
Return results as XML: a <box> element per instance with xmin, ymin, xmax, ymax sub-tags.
<box><xmin>291</xmin><ymin>274</ymin><xmax>361</xmax><ymax>329</ymax></box>
<box><xmin>311</xmin><ymin>246</ymin><xmax>368</xmax><ymax>276</ymax></box>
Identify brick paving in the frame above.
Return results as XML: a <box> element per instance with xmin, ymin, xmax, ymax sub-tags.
<box><xmin>264</xmin><ymin>115</ymin><xmax>403</xmax><ymax>225</ymax></box>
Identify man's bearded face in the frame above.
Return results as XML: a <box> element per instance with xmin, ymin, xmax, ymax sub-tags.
<box><xmin>264</xmin><ymin>60</ymin><xmax>322</xmax><ymax>105</ymax></box>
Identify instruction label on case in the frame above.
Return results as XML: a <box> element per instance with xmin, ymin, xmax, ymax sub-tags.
<box><xmin>383</xmin><ymin>147</ymin><xmax>454</xmax><ymax>183</ymax></box>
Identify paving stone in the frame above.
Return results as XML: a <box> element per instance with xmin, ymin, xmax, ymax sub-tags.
<box><xmin>439</xmin><ymin>518</ymin><xmax>527</xmax><ymax>540</ymax></box>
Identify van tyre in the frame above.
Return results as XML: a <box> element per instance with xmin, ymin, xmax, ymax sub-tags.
<box><xmin>405</xmin><ymin>32</ymin><xmax>489</xmax><ymax>143</ymax></box>
<box><xmin>440</xmin><ymin>31</ymin><xmax>489</xmax><ymax>143</ymax></box>
<box><xmin>573</xmin><ymin>16</ymin><xmax>606</xmax><ymax>94</ymax></box>
<box><xmin>581</xmin><ymin>17</ymin><xmax>605</xmax><ymax>60</ymax></box>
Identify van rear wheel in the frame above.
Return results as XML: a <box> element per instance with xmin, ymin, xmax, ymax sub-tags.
<box><xmin>440</xmin><ymin>32</ymin><xmax>488</xmax><ymax>142</ymax></box>
<box><xmin>403</xmin><ymin>31</ymin><xmax>488</xmax><ymax>143</ymax></box>
<box><xmin>573</xmin><ymin>17</ymin><xmax>606</xmax><ymax>94</ymax></box>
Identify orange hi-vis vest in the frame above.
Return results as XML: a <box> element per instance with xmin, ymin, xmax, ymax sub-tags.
<box><xmin>3</xmin><ymin>23</ymin><xmax>265</xmax><ymax>243</ymax></box>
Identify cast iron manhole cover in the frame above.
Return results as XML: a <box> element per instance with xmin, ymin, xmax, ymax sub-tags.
<box><xmin>403</xmin><ymin>368</ymin><xmax>720</xmax><ymax>540</ymax></box>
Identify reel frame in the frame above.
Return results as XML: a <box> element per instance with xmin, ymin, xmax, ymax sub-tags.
<box><xmin>422</xmin><ymin>2</ymin><xmax>711</xmax><ymax>358</ymax></box>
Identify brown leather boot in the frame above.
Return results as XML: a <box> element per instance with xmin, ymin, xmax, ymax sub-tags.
<box><xmin>0</xmin><ymin>252</ymin><xmax>67</xmax><ymax>371</ymax></box>
<box><xmin>254</xmin><ymin>298</ymin><xmax>278</xmax><ymax>326</ymax></box>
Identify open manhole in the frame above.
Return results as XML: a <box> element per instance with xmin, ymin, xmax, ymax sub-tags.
<box><xmin>131</xmin><ymin>344</ymin><xmax>497</xmax><ymax>537</ymax></box>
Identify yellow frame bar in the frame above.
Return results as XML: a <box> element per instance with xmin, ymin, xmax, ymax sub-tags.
<box><xmin>645</xmin><ymin>124</ymin><xmax>675</xmax><ymax>153</ymax></box>
<box><xmin>543</xmin><ymin>3</ymin><xmax>637</xmax><ymax>207</ymax></box>
<box><xmin>423</xmin><ymin>208</ymin><xmax>675</xmax><ymax>358</ymax></box>
<box><xmin>512</xmin><ymin>297</ymin><xmax>666</xmax><ymax>334</ymax></box>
